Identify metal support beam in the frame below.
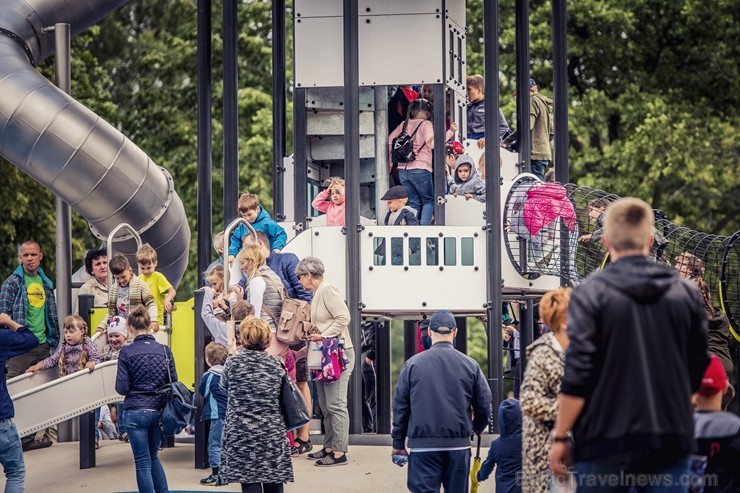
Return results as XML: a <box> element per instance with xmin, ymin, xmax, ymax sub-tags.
<box><xmin>432</xmin><ymin>84</ymin><xmax>446</xmax><ymax>225</ymax></box>
<box><xmin>53</xmin><ymin>23</ymin><xmax>72</xmax><ymax>322</ymax></box>
<box><xmin>519</xmin><ymin>300</ymin><xmax>534</xmax><ymax>397</ymax></box>
<box><xmin>375</xmin><ymin>321</ymin><xmax>391</xmax><ymax>434</ymax></box>
<box><xmin>454</xmin><ymin>317</ymin><xmax>467</xmax><ymax>354</ymax></box>
<box><xmin>272</xmin><ymin>0</ymin><xmax>287</xmax><ymax>221</ymax></box>
<box><xmin>373</xmin><ymin>86</ymin><xmax>389</xmax><ymax>219</ymax></box>
<box><xmin>293</xmin><ymin>87</ymin><xmax>308</xmax><ymax>228</ymax></box>
<box><xmin>514</xmin><ymin>0</ymin><xmax>531</xmax><ymax>174</ymax></box>
<box><xmin>343</xmin><ymin>0</ymin><xmax>363</xmax><ymax>435</ymax></box>
<box><xmin>77</xmin><ymin>294</ymin><xmax>96</xmax><ymax>469</ymax></box>
<box><xmin>193</xmin><ymin>290</ymin><xmax>209</xmax><ymax>468</ymax></box>
<box><xmin>223</xmin><ymin>0</ymin><xmax>239</xmax><ymax>228</ymax></box>
<box><xmin>483</xmin><ymin>0</ymin><xmax>504</xmax><ymax>433</ymax></box>
<box><xmin>404</xmin><ymin>320</ymin><xmax>417</xmax><ymax>361</ymax></box>
<box><xmin>197</xmin><ymin>0</ymin><xmax>213</xmax><ymax>289</ymax></box>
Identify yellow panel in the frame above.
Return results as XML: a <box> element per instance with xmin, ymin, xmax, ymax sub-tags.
<box><xmin>171</xmin><ymin>298</ymin><xmax>195</xmax><ymax>391</ymax></box>
<box><xmin>89</xmin><ymin>308</ymin><xmax>108</xmax><ymax>335</ymax></box>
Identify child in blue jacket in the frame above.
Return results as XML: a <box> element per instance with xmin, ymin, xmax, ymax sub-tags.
<box><xmin>199</xmin><ymin>342</ymin><xmax>229</xmax><ymax>486</ymax></box>
<box><xmin>228</xmin><ymin>192</ymin><xmax>288</xmax><ymax>263</ymax></box>
<box><xmin>478</xmin><ymin>399</ymin><xmax>522</xmax><ymax>493</ymax></box>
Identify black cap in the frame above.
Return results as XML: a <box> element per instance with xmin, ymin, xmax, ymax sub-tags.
<box><xmin>380</xmin><ymin>186</ymin><xmax>408</xmax><ymax>201</ymax></box>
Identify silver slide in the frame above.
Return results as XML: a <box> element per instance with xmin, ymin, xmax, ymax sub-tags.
<box><xmin>9</xmin><ymin>360</ymin><xmax>122</xmax><ymax>438</ymax></box>
<box><xmin>0</xmin><ymin>0</ymin><xmax>190</xmax><ymax>286</ymax></box>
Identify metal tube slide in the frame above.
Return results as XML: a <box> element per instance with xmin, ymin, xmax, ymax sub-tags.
<box><xmin>0</xmin><ymin>0</ymin><xmax>190</xmax><ymax>286</ymax></box>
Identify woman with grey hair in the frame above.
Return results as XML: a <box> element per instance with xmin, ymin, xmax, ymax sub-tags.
<box><xmin>295</xmin><ymin>256</ymin><xmax>354</xmax><ymax>467</ymax></box>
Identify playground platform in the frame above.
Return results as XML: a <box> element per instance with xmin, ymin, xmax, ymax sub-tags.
<box><xmin>23</xmin><ymin>437</ymin><xmax>493</xmax><ymax>492</ymax></box>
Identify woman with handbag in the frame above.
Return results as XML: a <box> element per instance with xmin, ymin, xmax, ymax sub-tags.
<box><xmin>221</xmin><ymin>317</ymin><xmax>294</xmax><ymax>492</ymax></box>
<box><xmin>115</xmin><ymin>305</ymin><xmax>176</xmax><ymax>493</ymax></box>
<box><xmin>296</xmin><ymin>256</ymin><xmax>355</xmax><ymax>467</ymax></box>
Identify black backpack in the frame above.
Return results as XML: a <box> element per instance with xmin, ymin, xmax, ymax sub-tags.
<box><xmin>391</xmin><ymin>118</ymin><xmax>427</xmax><ymax>165</ymax></box>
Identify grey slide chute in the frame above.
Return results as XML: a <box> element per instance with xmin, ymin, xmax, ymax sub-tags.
<box><xmin>0</xmin><ymin>0</ymin><xmax>190</xmax><ymax>286</ymax></box>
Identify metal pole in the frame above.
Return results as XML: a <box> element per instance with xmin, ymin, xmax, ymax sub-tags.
<box><xmin>51</xmin><ymin>22</ymin><xmax>75</xmax><ymax>444</ymax></box>
<box><xmin>223</xmin><ymin>0</ymin><xmax>239</xmax><ymax>228</ymax></box>
<box><xmin>197</xmin><ymin>0</ymin><xmax>213</xmax><ymax>288</ymax></box>
<box><xmin>195</xmin><ymin>0</ymin><xmax>212</xmax><ymax>469</ymax></box>
<box><xmin>432</xmin><ymin>84</ymin><xmax>446</xmax><ymax>225</ymax></box>
<box><xmin>53</xmin><ymin>23</ymin><xmax>72</xmax><ymax>322</ymax></box>
<box><xmin>373</xmin><ymin>86</ymin><xmax>389</xmax><ymax>219</ymax></box>
<box><xmin>454</xmin><ymin>316</ymin><xmax>467</xmax><ymax>354</ymax></box>
<box><xmin>272</xmin><ymin>0</ymin><xmax>287</xmax><ymax>221</ymax></box>
<box><xmin>404</xmin><ymin>320</ymin><xmax>417</xmax><ymax>361</ymax></box>
<box><xmin>375</xmin><ymin>321</ymin><xmax>392</xmax><ymax>434</ymax></box>
<box><xmin>293</xmin><ymin>87</ymin><xmax>308</xmax><ymax>228</ymax></box>
<box><xmin>77</xmin><ymin>294</ymin><xmax>96</xmax><ymax>469</ymax></box>
<box><xmin>483</xmin><ymin>0</ymin><xmax>504</xmax><ymax>433</ymax></box>
<box><xmin>193</xmin><ymin>290</ymin><xmax>208</xmax><ymax>468</ymax></box>
<box><xmin>519</xmin><ymin>299</ymin><xmax>534</xmax><ymax>398</ymax></box>
<box><xmin>343</xmin><ymin>0</ymin><xmax>363</xmax><ymax>436</ymax></box>
<box><xmin>514</xmin><ymin>0</ymin><xmax>531</xmax><ymax>174</ymax></box>
<box><xmin>552</xmin><ymin>0</ymin><xmax>569</xmax><ymax>184</ymax></box>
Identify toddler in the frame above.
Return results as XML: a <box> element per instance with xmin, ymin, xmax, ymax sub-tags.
<box><xmin>380</xmin><ymin>186</ymin><xmax>419</xmax><ymax>226</ymax></box>
<box><xmin>27</xmin><ymin>315</ymin><xmax>100</xmax><ymax>376</ymax></box>
<box><xmin>450</xmin><ymin>155</ymin><xmax>486</xmax><ymax>202</ymax></box>
<box><xmin>102</xmin><ymin>315</ymin><xmax>128</xmax><ymax>443</ymax></box>
<box><xmin>198</xmin><ymin>343</ymin><xmax>229</xmax><ymax>487</ymax></box>
<box><xmin>477</xmin><ymin>399</ymin><xmax>522</xmax><ymax>493</ymax></box>
<box><xmin>311</xmin><ymin>177</ymin><xmax>346</xmax><ymax>226</ymax></box>
<box><xmin>135</xmin><ymin>244</ymin><xmax>176</xmax><ymax>327</ymax></box>
<box><xmin>445</xmin><ymin>141</ymin><xmax>465</xmax><ymax>190</ymax></box>
<box><xmin>228</xmin><ymin>192</ymin><xmax>288</xmax><ymax>263</ymax></box>
<box><xmin>96</xmin><ymin>253</ymin><xmax>159</xmax><ymax>334</ymax></box>
<box><xmin>201</xmin><ymin>265</ymin><xmax>242</xmax><ymax>348</ymax></box>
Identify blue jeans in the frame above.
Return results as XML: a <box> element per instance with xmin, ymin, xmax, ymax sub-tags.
<box><xmin>574</xmin><ymin>450</ymin><xmax>690</xmax><ymax>493</ymax></box>
<box><xmin>408</xmin><ymin>449</ymin><xmax>471</xmax><ymax>493</ymax></box>
<box><xmin>530</xmin><ymin>160</ymin><xmax>548</xmax><ymax>181</ymax></box>
<box><xmin>399</xmin><ymin>169</ymin><xmax>434</xmax><ymax>225</ymax></box>
<box><xmin>0</xmin><ymin>419</ymin><xmax>25</xmax><ymax>493</ymax></box>
<box><xmin>207</xmin><ymin>419</ymin><xmax>224</xmax><ymax>469</ymax></box>
<box><xmin>126</xmin><ymin>409</ymin><xmax>169</xmax><ymax>493</ymax></box>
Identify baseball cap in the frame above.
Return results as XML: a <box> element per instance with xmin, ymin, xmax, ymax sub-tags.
<box><xmin>429</xmin><ymin>311</ymin><xmax>457</xmax><ymax>334</ymax></box>
<box><xmin>698</xmin><ymin>355</ymin><xmax>728</xmax><ymax>396</ymax></box>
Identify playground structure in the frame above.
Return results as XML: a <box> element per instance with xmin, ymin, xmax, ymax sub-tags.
<box><xmin>1</xmin><ymin>0</ymin><xmax>739</xmax><ymax>473</ymax></box>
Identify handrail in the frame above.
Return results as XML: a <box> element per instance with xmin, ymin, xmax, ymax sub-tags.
<box><xmin>106</xmin><ymin>222</ymin><xmax>143</xmax><ymax>287</ymax></box>
<box><xmin>223</xmin><ymin>217</ymin><xmax>257</xmax><ymax>289</ymax></box>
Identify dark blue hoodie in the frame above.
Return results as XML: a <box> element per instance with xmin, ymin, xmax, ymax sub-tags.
<box><xmin>478</xmin><ymin>399</ymin><xmax>522</xmax><ymax>493</ymax></box>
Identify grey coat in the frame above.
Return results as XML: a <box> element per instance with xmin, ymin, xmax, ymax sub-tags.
<box><xmin>220</xmin><ymin>349</ymin><xmax>293</xmax><ymax>484</ymax></box>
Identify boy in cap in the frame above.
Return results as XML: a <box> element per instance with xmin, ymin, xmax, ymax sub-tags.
<box><xmin>450</xmin><ymin>155</ymin><xmax>486</xmax><ymax>202</ymax></box>
<box><xmin>692</xmin><ymin>355</ymin><xmax>740</xmax><ymax>493</ymax></box>
<box><xmin>380</xmin><ymin>186</ymin><xmax>420</xmax><ymax>226</ymax></box>
<box><xmin>392</xmin><ymin>310</ymin><xmax>492</xmax><ymax>493</ymax></box>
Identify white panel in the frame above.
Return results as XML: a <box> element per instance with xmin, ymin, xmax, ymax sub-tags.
<box><xmin>445</xmin><ymin>18</ymin><xmax>466</xmax><ymax>94</ymax></box>
<box><xmin>444</xmin><ymin>0</ymin><xmax>467</xmax><ymax>27</ymax></box>
<box><xmin>295</xmin><ymin>16</ymin><xmax>343</xmax><ymax>88</ymax></box>
<box><xmin>462</xmin><ymin>140</ymin><xmax>521</xmax><ymax>182</ymax></box>
<box><xmin>294</xmin><ymin>0</ymin><xmax>341</xmax><ymax>18</ymax></box>
<box><xmin>360</xmin><ymin>0</ymin><xmax>442</xmax><ymax>15</ymax></box>
<box><xmin>307</xmin><ymin>111</ymin><xmax>376</xmax><ymax>135</ymax></box>
<box><xmin>361</xmin><ymin>225</ymin><xmax>487</xmax><ymax>314</ymax></box>
<box><xmin>310</xmin><ymin>226</ymin><xmax>348</xmax><ymax>300</ymax></box>
<box><xmin>359</xmin><ymin>14</ymin><xmax>443</xmax><ymax>86</ymax></box>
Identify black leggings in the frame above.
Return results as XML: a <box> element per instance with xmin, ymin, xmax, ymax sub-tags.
<box><xmin>241</xmin><ymin>483</ymin><xmax>284</xmax><ymax>493</ymax></box>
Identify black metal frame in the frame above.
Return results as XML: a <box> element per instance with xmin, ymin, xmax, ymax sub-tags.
<box><xmin>514</xmin><ymin>0</ymin><xmax>531</xmax><ymax>174</ymax></box>
<box><xmin>223</xmin><ymin>0</ymin><xmax>238</xmax><ymax>227</ymax></box>
<box><xmin>272</xmin><ymin>0</ymin><xmax>286</xmax><ymax>221</ymax></box>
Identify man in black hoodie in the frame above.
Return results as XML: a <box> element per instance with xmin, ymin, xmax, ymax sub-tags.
<box><xmin>550</xmin><ymin>198</ymin><xmax>709</xmax><ymax>492</ymax></box>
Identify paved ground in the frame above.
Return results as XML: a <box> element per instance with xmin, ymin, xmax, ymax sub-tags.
<box><xmin>24</xmin><ymin>438</ymin><xmax>493</xmax><ymax>492</ymax></box>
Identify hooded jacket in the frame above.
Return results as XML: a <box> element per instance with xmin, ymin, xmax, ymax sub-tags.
<box><xmin>478</xmin><ymin>399</ymin><xmax>523</xmax><ymax>493</ymax></box>
<box><xmin>450</xmin><ymin>161</ymin><xmax>486</xmax><ymax>203</ymax></box>
<box><xmin>311</xmin><ymin>188</ymin><xmax>346</xmax><ymax>226</ymax></box>
<box><xmin>530</xmin><ymin>91</ymin><xmax>553</xmax><ymax>161</ymax></box>
<box><xmin>391</xmin><ymin>341</ymin><xmax>492</xmax><ymax>450</ymax></box>
<box><xmin>228</xmin><ymin>206</ymin><xmax>288</xmax><ymax>256</ymax></box>
<box><xmin>561</xmin><ymin>255</ymin><xmax>710</xmax><ymax>460</ymax></box>
<box><xmin>522</xmin><ymin>183</ymin><xmax>577</xmax><ymax>236</ymax></box>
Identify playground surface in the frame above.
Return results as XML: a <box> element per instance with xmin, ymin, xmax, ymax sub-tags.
<box><xmin>24</xmin><ymin>438</ymin><xmax>493</xmax><ymax>492</ymax></box>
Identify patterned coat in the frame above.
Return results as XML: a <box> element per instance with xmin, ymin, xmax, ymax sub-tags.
<box><xmin>220</xmin><ymin>350</ymin><xmax>293</xmax><ymax>485</ymax></box>
<box><xmin>520</xmin><ymin>332</ymin><xmax>565</xmax><ymax>493</ymax></box>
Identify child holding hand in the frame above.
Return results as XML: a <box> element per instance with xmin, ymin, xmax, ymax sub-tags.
<box><xmin>311</xmin><ymin>177</ymin><xmax>346</xmax><ymax>226</ymax></box>
<box><xmin>27</xmin><ymin>315</ymin><xmax>100</xmax><ymax>376</ymax></box>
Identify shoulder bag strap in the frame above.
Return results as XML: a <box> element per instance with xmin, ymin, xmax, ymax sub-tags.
<box><xmin>162</xmin><ymin>345</ymin><xmax>172</xmax><ymax>384</ymax></box>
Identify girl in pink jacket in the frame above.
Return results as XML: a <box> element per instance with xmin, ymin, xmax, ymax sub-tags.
<box><xmin>311</xmin><ymin>177</ymin><xmax>346</xmax><ymax>226</ymax></box>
